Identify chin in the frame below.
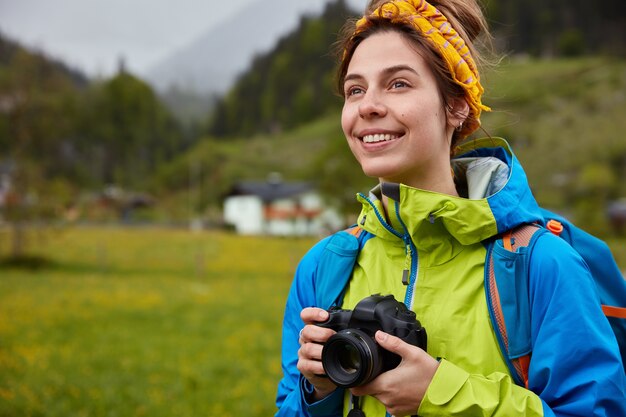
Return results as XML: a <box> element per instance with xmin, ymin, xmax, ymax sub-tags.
<box><xmin>360</xmin><ymin>167</ymin><xmax>399</xmax><ymax>183</ymax></box>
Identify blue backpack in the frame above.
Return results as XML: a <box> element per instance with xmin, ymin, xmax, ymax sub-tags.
<box><xmin>317</xmin><ymin>210</ymin><xmax>626</xmax><ymax>387</ymax></box>
<box><xmin>484</xmin><ymin>208</ymin><xmax>626</xmax><ymax>386</ymax></box>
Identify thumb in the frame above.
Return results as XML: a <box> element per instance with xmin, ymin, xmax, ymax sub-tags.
<box><xmin>375</xmin><ymin>330</ymin><xmax>413</xmax><ymax>357</ymax></box>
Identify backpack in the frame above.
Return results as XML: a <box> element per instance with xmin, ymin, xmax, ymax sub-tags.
<box><xmin>484</xmin><ymin>208</ymin><xmax>626</xmax><ymax>387</ymax></box>
<box><xmin>317</xmin><ymin>211</ymin><xmax>626</xmax><ymax>387</ymax></box>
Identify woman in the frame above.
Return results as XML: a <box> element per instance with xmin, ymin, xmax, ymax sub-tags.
<box><xmin>276</xmin><ymin>0</ymin><xmax>626</xmax><ymax>416</ymax></box>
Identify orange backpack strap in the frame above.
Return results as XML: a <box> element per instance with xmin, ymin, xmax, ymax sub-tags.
<box><xmin>505</xmin><ymin>224</ymin><xmax>541</xmax><ymax>251</ymax></box>
<box><xmin>345</xmin><ymin>225</ymin><xmax>364</xmax><ymax>238</ymax></box>
<box><xmin>602</xmin><ymin>305</ymin><xmax>626</xmax><ymax>319</ymax></box>
<box><xmin>502</xmin><ymin>230</ymin><xmax>514</xmax><ymax>251</ymax></box>
<box><xmin>486</xmin><ymin>224</ymin><xmax>544</xmax><ymax>388</ymax></box>
<box><xmin>515</xmin><ymin>355</ymin><xmax>531</xmax><ymax>389</ymax></box>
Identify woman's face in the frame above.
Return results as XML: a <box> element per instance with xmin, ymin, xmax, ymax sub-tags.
<box><xmin>341</xmin><ymin>31</ymin><xmax>462</xmax><ymax>190</ymax></box>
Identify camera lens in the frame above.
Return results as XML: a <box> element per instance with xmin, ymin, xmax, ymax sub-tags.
<box><xmin>337</xmin><ymin>343</ymin><xmax>360</xmax><ymax>374</ymax></box>
<box><xmin>321</xmin><ymin>329</ymin><xmax>382</xmax><ymax>388</ymax></box>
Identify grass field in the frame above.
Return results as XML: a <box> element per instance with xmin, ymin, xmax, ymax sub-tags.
<box><xmin>0</xmin><ymin>226</ymin><xmax>315</xmax><ymax>417</ymax></box>
<box><xmin>1</xmin><ymin>226</ymin><xmax>624</xmax><ymax>417</ymax></box>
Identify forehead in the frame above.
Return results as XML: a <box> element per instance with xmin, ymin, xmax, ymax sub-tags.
<box><xmin>346</xmin><ymin>31</ymin><xmax>430</xmax><ymax>76</ymax></box>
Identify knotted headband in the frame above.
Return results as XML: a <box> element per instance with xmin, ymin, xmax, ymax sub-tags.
<box><xmin>349</xmin><ymin>0</ymin><xmax>490</xmax><ymax>137</ymax></box>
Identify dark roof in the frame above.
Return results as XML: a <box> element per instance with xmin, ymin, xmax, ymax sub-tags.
<box><xmin>228</xmin><ymin>180</ymin><xmax>314</xmax><ymax>202</ymax></box>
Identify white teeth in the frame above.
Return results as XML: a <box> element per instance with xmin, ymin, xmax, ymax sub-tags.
<box><xmin>362</xmin><ymin>134</ymin><xmax>398</xmax><ymax>143</ymax></box>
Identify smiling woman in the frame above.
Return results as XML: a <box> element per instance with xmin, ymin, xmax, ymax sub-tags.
<box><xmin>275</xmin><ymin>0</ymin><xmax>626</xmax><ymax>416</ymax></box>
<box><xmin>340</xmin><ymin>31</ymin><xmax>464</xmax><ymax>192</ymax></box>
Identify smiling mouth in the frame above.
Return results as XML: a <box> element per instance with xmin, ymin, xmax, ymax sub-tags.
<box><xmin>361</xmin><ymin>133</ymin><xmax>401</xmax><ymax>143</ymax></box>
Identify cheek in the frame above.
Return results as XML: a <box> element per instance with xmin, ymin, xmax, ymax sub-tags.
<box><xmin>341</xmin><ymin>105</ymin><xmax>354</xmax><ymax>138</ymax></box>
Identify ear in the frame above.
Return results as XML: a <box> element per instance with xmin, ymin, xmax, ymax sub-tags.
<box><xmin>446</xmin><ymin>98</ymin><xmax>470</xmax><ymax>129</ymax></box>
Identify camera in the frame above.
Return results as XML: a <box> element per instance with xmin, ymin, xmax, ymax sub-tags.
<box><xmin>316</xmin><ymin>294</ymin><xmax>427</xmax><ymax>388</ymax></box>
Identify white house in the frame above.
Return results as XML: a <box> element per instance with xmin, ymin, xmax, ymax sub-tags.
<box><xmin>223</xmin><ymin>175</ymin><xmax>343</xmax><ymax>236</ymax></box>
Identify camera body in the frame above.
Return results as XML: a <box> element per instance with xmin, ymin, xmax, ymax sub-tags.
<box><xmin>316</xmin><ymin>294</ymin><xmax>427</xmax><ymax>388</ymax></box>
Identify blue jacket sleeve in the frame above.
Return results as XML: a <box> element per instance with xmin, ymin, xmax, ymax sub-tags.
<box><xmin>527</xmin><ymin>233</ymin><xmax>626</xmax><ymax>416</ymax></box>
<box><xmin>275</xmin><ymin>238</ymin><xmax>344</xmax><ymax>417</ymax></box>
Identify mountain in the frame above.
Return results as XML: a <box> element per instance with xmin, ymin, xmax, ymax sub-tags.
<box><xmin>0</xmin><ymin>32</ymin><xmax>89</xmax><ymax>88</ymax></box>
<box><xmin>208</xmin><ymin>0</ymin><xmax>357</xmax><ymax>137</ymax></box>
<box><xmin>144</xmin><ymin>0</ymin><xmax>365</xmax><ymax>95</ymax></box>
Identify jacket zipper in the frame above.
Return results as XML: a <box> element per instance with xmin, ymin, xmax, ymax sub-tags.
<box><xmin>359</xmin><ymin>193</ymin><xmax>420</xmax><ymax>417</ymax></box>
<box><xmin>394</xmin><ymin>200</ymin><xmax>419</xmax><ymax>309</ymax></box>
<box><xmin>358</xmin><ymin>193</ymin><xmax>419</xmax><ymax>309</ymax></box>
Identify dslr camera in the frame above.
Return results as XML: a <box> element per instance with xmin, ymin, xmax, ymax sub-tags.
<box><xmin>316</xmin><ymin>294</ymin><xmax>427</xmax><ymax>388</ymax></box>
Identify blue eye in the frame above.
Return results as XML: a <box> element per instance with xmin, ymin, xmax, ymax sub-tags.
<box><xmin>391</xmin><ymin>80</ymin><xmax>408</xmax><ymax>89</ymax></box>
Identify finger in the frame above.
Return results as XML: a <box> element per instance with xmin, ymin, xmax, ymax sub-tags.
<box><xmin>300</xmin><ymin>307</ymin><xmax>329</xmax><ymax>324</ymax></box>
<box><xmin>299</xmin><ymin>338</ymin><xmax>324</xmax><ymax>360</ymax></box>
<box><xmin>300</xmin><ymin>324</ymin><xmax>336</xmax><ymax>345</ymax></box>
<box><xmin>297</xmin><ymin>355</ymin><xmax>327</xmax><ymax>377</ymax></box>
<box><xmin>298</xmin><ymin>343</ymin><xmax>327</xmax><ymax>377</ymax></box>
<box><xmin>375</xmin><ymin>331</ymin><xmax>416</xmax><ymax>358</ymax></box>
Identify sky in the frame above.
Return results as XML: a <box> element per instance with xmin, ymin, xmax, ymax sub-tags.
<box><xmin>0</xmin><ymin>0</ymin><xmax>268</xmax><ymax>77</ymax></box>
<box><xmin>0</xmin><ymin>0</ymin><xmax>368</xmax><ymax>78</ymax></box>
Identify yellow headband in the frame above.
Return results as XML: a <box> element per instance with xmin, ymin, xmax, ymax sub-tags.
<box><xmin>350</xmin><ymin>0</ymin><xmax>490</xmax><ymax>137</ymax></box>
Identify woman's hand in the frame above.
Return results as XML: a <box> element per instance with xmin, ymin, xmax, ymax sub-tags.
<box><xmin>296</xmin><ymin>307</ymin><xmax>338</xmax><ymax>401</ymax></box>
<box><xmin>350</xmin><ymin>330</ymin><xmax>439</xmax><ymax>417</ymax></box>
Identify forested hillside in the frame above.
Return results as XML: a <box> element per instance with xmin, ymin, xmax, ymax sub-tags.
<box><xmin>0</xmin><ymin>35</ymin><xmax>88</xmax><ymax>88</ymax></box>
<box><xmin>1</xmin><ymin>0</ymin><xmax>625</xmax><ymax>235</ymax></box>
<box><xmin>170</xmin><ymin>57</ymin><xmax>626</xmax><ymax>235</ymax></box>
<box><xmin>208</xmin><ymin>0</ymin><xmax>354</xmax><ymax>138</ymax></box>
<box><xmin>485</xmin><ymin>0</ymin><xmax>626</xmax><ymax>57</ymax></box>
<box><xmin>0</xmin><ymin>33</ymin><xmax>198</xmax><ymax>238</ymax></box>
<box><xmin>207</xmin><ymin>0</ymin><xmax>626</xmax><ymax>140</ymax></box>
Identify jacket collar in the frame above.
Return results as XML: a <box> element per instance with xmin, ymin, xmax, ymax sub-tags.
<box><xmin>356</xmin><ymin>137</ymin><xmax>542</xmax><ymax>250</ymax></box>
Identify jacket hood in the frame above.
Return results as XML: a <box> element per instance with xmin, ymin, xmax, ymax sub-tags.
<box><xmin>356</xmin><ymin>137</ymin><xmax>543</xmax><ymax>247</ymax></box>
<box><xmin>454</xmin><ymin>137</ymin><xmax>543</xmax><ymax>234</ymax></box>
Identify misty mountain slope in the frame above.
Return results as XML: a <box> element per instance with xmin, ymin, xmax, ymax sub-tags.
<box><xmin>144</xmin><ymin>0</ymin><xmax>352</xmax><ymax>94</ymax></box>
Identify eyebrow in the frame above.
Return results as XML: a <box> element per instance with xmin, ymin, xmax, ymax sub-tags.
<box><xmin>344</xmin><ymin>64</ymin><xmax>420</xmax><ymax>84</ymax></box>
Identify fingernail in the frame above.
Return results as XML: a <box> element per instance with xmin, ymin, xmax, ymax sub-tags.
<box><xmin>376</xmin><ymin>331</ymin><xmax>387</xmax><ymax>341</ymax></box>
<box><xmin>319</xmin><ymin>310</ymin><xmax>328</xmax><ymax>319</ymax></box>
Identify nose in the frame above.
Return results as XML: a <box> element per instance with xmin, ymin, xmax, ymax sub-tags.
<box><xmin>358</xmin><ymin>91</ymin><xmax>387</xmax><ymax>119</ymax></box>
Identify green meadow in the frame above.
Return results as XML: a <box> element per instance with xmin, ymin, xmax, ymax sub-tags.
<box><xmin>0</xmin><ymin>227</ymin><xmax>315</xmax><ymax>417</ymax></box>
<box><xmin>1</xmin><ymin>227</ymin><xmax>624</xmax><ymax>417</ymax></box>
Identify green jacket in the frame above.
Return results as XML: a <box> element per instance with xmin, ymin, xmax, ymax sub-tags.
<box><xmin>342</xmin><ymin>182</ymin><xmax>543</xmax><ymax>415</ymax></box>
<box><xmin>276</xmin><ymin>138</ymin><xmax>626</xmax><ymax>416</ymax></box>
